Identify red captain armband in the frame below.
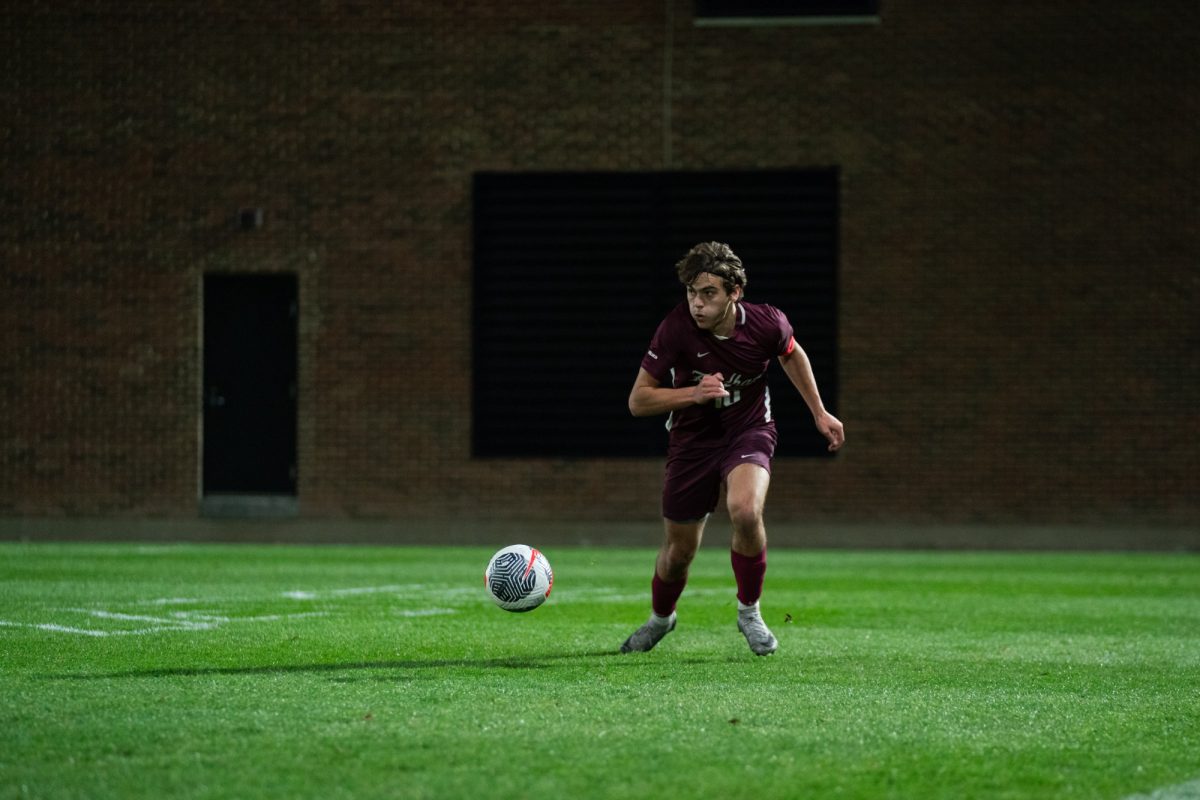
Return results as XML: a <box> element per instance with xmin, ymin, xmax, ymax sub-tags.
<box><xmin>781</xmin><ymin>336</ymin><xmax>796</xmax><ymax>357</ymax></box>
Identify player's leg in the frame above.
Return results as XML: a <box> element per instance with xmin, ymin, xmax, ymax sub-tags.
<box><xmin>653</xmin><ymin>515</ymin><xmax>705</xmax><ymax>612</ymax></box>
<box><xmin>620</xmin><ymin>517</ymin><xmax>703</xmax><ymax>653</ymax></box>
<box><xmin>726</xmin><ymin>462</ymin><xmax>769</xmax><ymax>558</ymax></box>
<box><xmin>657</xmin><ymin>516</ymin><xmax>705</xmax><ymax>581</ymax></box>
<box><xmin>622</xmin><ymin>450</ymin><xmax>719</xmax><ymax>654</ymax></box>
<box><xmin>724</xmin><ymin>460</ymin><xmax>778</xmax><ymax>655</ymax></box>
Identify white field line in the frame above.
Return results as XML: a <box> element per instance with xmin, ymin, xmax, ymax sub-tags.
<box><xmin>394</xmin><ymin>608</ymin><xmax>457</xmax><ymax>617</ymax></box>
<box><xmin>282</xmin><ymin>584</ymin><xmax>413</xmax><ymax>600</ymax></box>
<box><xmin>0</xmin><ymin>619</ymin><xmax>183</xmax><ymax>637</ymax></box>
<box><xmin>71</xmin><ymin>609</ymin><xmax>207</xmax><ymax>625</ymax></box>
<box><xmin>0</xmin><ymin>582</ymin><xmax>478</xmax><ymax>638</ymax></box>
<box><xmin>554</xmin><ymin>586</ymin><xmax>728</xmax><ymax>604</ymax></box>
<box><xmin>1123</xmin><ymin>777</ymin><xmax>1200</xmax><ymax>800</ymax></box>
<box><xmin>552</xmin><ymin>591</ymin><xmax>646</xmax><ymax>604</ymax></box>
<box><xmin>281</xmin><ymin>584</ymin><xmax>478</xmax><ymax>601</ymax></box>
<box><xmin>3</xmin><ymin>579</ymin><xmax>681</xmax><ymax>639</ymax></box>
<box><xmin>104</xmin><ymin>609</ymin><xmax>330</xmax><ymax>625</ymax></box>
<box><xmin>221</xmin><ymin>612</ymin><xmax>329</xmax><ymax>623</ymax></box>
<box><xmin>0</xmin><ymin>608</ymin><xmax>330</xmax><ymax>637</ymax></box>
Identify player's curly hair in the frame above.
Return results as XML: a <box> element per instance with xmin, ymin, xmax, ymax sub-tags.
<box><xmin>675</xmin><ymin>241</ymin><xmax>747</xmax><ymax>295</ymax></box>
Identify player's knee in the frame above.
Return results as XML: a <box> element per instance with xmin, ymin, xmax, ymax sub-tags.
<box><xmin>666</xmin><ymin>540</ymin><xmax>698</xmax><ymax>567</ymax></box>
<box><xmin>659</xmin><ymin>541</ymin><xmax>698</xmax><ymax>579</ymax></box>
<box><xmin>726</xmin><ymin>497</ymin><xmax>763</xmax><ymax>534</ymax></box>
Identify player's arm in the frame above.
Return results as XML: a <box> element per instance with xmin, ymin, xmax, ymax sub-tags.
<box><xmin>778</xmin><ymin>340</ymin><xmax>845</xmax><ymax>452</ymax></box>
<box><xmin>628</xmin><ymin>367</ymin><xmax>730</xmax><ymax>417</ymax></box>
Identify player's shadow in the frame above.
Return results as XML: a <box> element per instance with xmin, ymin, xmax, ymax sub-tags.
<box><xmin>49</xmin><ymin>649</ymin><xmax>731</xmax><ymax>681</ymax></box>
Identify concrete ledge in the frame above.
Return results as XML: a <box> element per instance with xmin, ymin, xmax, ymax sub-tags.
<box><xmin>200</xmin><ymin>494</ymin><xmax>299</xmax><ymax>519</ymax></box>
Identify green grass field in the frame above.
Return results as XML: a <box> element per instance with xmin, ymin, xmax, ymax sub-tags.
<box><xmin>1</xmin><ymin>541</ymin><xmax>1198</xmax><ymax>799</ymax></box>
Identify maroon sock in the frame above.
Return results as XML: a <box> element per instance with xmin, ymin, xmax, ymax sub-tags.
<box><xmin>731</xmin><ymin>548</ymin><xmax>767</xmax><ymax>606</ymax></box>
<box><xmin>651</xmin><ymin>572</ymin><xmax>687</xmax><ymax>617</ymax></box>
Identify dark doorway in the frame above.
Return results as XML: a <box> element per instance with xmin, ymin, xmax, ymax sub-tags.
<box><xmin>202</xmin><ymin>274</ymin><xmax>298</xmax><ymax>502</ymax></box>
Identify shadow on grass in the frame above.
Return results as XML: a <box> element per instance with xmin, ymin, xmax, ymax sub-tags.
<box><xmin>49</xmin><ymin>649</ymin><xmax>736</xmax><ymax>680</ymax></box>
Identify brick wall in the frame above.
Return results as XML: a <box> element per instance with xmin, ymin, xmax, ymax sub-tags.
<box><xmin>2</xmin><ymin>1</ymin><xmax>1196</xmax><ymax>530</ymax></box>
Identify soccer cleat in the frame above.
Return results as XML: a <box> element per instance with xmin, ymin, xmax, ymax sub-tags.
<box><xmin>737</xmin><ymin>605</ymin><xmax>778</xmax><ymax>656</ymax></box>
<box><xmin>620</xmin><ymin>612</ymin><xmax>677</xmax><ymax>653</ymax></box>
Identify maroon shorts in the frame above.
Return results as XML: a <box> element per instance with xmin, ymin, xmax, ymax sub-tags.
<box><xmin>661</xmin><ymin>426</ymin><xmax>778</xmax><ymax>522</ymax></box>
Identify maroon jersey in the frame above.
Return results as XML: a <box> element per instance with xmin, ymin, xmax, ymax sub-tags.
<box><xmin>640</xmin><ymin>300</ymin><xmax>795</xmax><ymax>450</ymax></box>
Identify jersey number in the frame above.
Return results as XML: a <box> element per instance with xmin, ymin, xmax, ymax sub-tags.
<box><xmin>715</xmin><ymin>390</ymin><xmax>742</xmax><ymax>408</ymax></box>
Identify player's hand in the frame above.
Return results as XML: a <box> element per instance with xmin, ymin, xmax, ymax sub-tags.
<box><xmin>815</xmin><ymin>411</ymin><xmax>845</xmax><ymax>452</ymax></box>
<box><xmin>692</xmin><ymin>372</ymin><xmax>731</xmax><ymax>405</ymax></box>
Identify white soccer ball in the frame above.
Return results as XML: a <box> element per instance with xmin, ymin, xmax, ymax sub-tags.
<box><xmin>484</xmin><ymin>544</ymin><xmax>554</xmax><ymax>612</ymax></box>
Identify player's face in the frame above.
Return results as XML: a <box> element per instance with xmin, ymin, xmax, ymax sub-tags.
<box><xmin>687</xmin><ymin>273</ymin><xmax>740</xmax><ymax>332</ymax></box>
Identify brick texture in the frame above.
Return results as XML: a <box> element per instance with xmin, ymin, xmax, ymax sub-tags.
<box><xmin>2</xmin><ymin>1</ymin><xmax>1196</xmax><ymax>530</ymax></box>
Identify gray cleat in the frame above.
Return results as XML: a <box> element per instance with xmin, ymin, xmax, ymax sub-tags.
<box><xmin>620</xmin><ymin>612</ymin><xmax>677</xmax><ymax>653</ymax></box>
<box><xmin>737</xmin><ymin>606</ymin><xmax>778</xmax><ymax>656</ymax></box>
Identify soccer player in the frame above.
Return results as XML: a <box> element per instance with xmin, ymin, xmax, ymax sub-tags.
<box><xmin>620</xmin><ymin>242</ymin><xmax>844</xmax><ymax>656</ymax></box>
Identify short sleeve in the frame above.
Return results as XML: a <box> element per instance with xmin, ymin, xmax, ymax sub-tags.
<box><xmin>768</xmin><ymin>305</ymin><xmax>794</xmax><ymax>356</ymax></box>
<box><xmin>640</xmin><ymin>316</ymin><xmax>677</xmax><ymax>384</ymax></box>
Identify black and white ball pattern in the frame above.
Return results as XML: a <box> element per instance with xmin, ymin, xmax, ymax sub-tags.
<box><xmin>484</xmin><ymin>544</ymin><xmax>553</xmax><ymax>612</ymax></box>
